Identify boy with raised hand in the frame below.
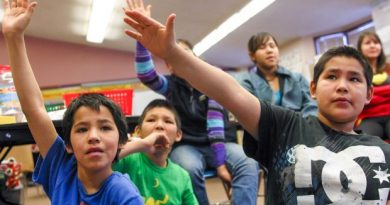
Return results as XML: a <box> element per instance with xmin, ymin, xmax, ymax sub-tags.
<box><xmin>125</xmin><ymin>1</ymin><xmax>259</xmax><ymax>204</ymax></box>
<box><xmin>122</xmin><ymin>6</ymin><xmax>390</xmax><ymax>204</ymax></box>
<box><xmin>114</xmin><ymin>99</ymin><xmax>198</xmax><ymax>205</ymax></box>
<box><xmin>2</xmin><ymin>0</ymin><xmax>145</xmax><ymax>204</ymax></box>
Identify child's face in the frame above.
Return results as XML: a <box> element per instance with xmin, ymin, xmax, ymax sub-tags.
<box><xmin>66</xmin><ymin>105</ymin><xmax>119</xmax><ymax>173</ymax></box>
<box><xmin>250</xmin><ymin>38</ymin><xmax>279</xmax><ymax>70</ymax></box>
<box><xmin>138</xmin><ymin>107</ymin><xmax>182</xmax><ymax>149</ymax></box>
<box><xmin>360</xmin><ymin>36</ymin><xmax>382</xmax><ymax>61</ymax></box>
<box><xmin>310</xmin><ymin>56</ymin><xmax>373</xmax><ymax>126</ymax></box>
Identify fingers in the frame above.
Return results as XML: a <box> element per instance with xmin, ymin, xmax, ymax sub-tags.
<box><xmin>146</xmin><ymin>4</ymin><xmax>151</xmax><ymax>14</ymax></box>
<box><xmin>124</xmin><ymin>16</ymin><xmax>143</xmax><ymax>32</ymax></box>
<box><xmin>11</xmin><ymin>0</ymin><xmax>16</xmax><ymax>9</ymax></box>
<box><xmin>27</xmin><ymin>1</ymin><xmax>37</xmax><ymax>14</ymax></box>
<box><xmin>136</xmin><ymin>0</ymin><xmax>142</xmax><ymax>9</ymax></box>
<box><xmin>124</xmin><ymin>15</ymin><xmax>143</xmax><ymax>40</ymax></box>
<box><xmin>125</xmin><ymin>29</ymin><xmax>141</xmax><ymax>41</ymax></box>
<box><xmin>165</xmin><ymin>13</ymin><xmax>176</xmax><ymax>40</ymax></box>
<box><xmin>5</xmin><ymin>0</ymin><xmax>36</xmax><ymax>11</ymax></box>
<box><xmin>3</xmin><ymin>0</ymin><xmax>10</xmax><ymax>11</ymax></box>
<box><xmin>21</xmin><ymin>0</ymin><xmax>27</xmax><ymax>8</ymax></box>
<box><xmin>16</xmin><ymin>0</ymin><xmax>22</xmax><ymax>7</ymax></box>
<box><xmin>126</xmin><ymin>0</ymin><xmax>134</xmax><ymax>10</ymax></box>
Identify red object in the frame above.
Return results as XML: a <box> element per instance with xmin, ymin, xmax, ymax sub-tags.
<box><xmin>63</xmin><ymin>89</ymin><xmax>133</xmax><ymax>115</ymax></box>
<box><xmin>0</xmin><ymin>157</ymin><xmax>23</xmax><ymax>190</ymax></box>
<box><xmin>355</xmin><ymin>84</ymin><xmax>390</xmax><ymax>128</ymax></box>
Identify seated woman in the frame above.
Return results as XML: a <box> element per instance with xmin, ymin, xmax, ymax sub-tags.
<box><xmin>356</xmin><ymin>31</ymin><xmax>390</xmax><ymax>140</ymax></box>
<box><xmin>235</xmin><ymin>32</ymin><xmax>317</xmax><ymax>158</ymax></box>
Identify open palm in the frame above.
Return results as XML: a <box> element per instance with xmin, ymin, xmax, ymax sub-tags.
<box><xmin>126</xmin><ymin>0</ymin><xmax>151</xmax><ymax>18</ymax></box>
<box><xmin>123</xmin><ymin>10</ymin><xmax>177</xmax><ymax>60</ymax></box>
<box><xmin>2</xmin><ymin>0</ymin><xmax>37</xmax><ymax>36</ymax></box>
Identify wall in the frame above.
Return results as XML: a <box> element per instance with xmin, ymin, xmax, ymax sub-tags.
<box><xmin>279</xmin><ymin>37</ymin><xmax>316</xmax><ymax>81</ymax></box>
<box><xmin>372</xmin><ymin>0</ymin><xmax>390</xmax><ymax>56</ymax></box>
<box><xmin>0</xmin><ymin>34</ymin><xmax>168</xmax><ymax>88</ymax></box>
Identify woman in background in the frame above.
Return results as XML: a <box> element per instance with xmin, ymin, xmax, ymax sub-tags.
<box><xmin>236</xmin><ymin>32</ymin><xmax>317</xmax><ymax>158</ymax></box>
<box><xmin>357</xmin><ymin>31</ymin><xmax>390</xmax><ymax>140</ymax></box>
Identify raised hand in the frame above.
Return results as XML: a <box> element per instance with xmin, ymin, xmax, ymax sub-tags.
<box><xmin>126</xmin><ymin>0</ymin><xmax>151</xmax><ymax>17</ymax></box>
<box><xmin>2</xmin><ymin>0</ymin><xmax>37</xmax><ymax>37</ymax></box>
<box><xmin>143</xmin><ymin>132</ymin><xmax>170</xmax><ymax>154</ymax></box>
<box><xmin>118</xmin><ymin>132</ymin><xmax>170</xmax><ymax>159</ymax></box>
<box><xmin>123</xmin><ymin>2</ymin><xmax>177</xmax><ymax>60</ymax></box>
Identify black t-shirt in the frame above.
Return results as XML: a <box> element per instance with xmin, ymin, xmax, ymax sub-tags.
<box><xmin>255</xmin><ymin>101</ymin><xmax>390</xmax><ymax>204</ymax></box>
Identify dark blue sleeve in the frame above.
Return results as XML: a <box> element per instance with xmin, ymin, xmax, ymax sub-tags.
<box><xmin>32</xmin><ymin>136</ymin><xmax>74</xmax><ymax>198</ymax></box>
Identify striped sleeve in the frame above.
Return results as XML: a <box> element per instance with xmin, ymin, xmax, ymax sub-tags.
<box><xmin>207</xmin><ymin>99</ymin><xmax>226</xmax><ymax>167</ymax></box>
<box><xmin>135</xmin><ymin>42</ymin><xmax>168</xmax><ymax>95</ymax></box>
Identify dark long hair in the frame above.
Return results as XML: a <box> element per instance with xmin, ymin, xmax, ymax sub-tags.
<box><xmin>357</xmin><ymin>31</ymin><xmax>387</xmax><ymax>73</ymax></box>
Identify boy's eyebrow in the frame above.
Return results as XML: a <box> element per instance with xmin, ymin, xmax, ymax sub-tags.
<box><xmin>323</xmin><ymin>68</ymin><xmax>340</xmax><ymax>73</ymax></box>
<box><xmin>325</xmin><ymin>68</ymin><xmax>364</xmax><ymax>76</ymax></box>
<box><xmin>146</xmin><ymin>114</ymin><xmax>174</xmax><ymax>120</ymax></box>
<box><xmin>73</xmin><ymin>119</ymin><xmax>114</xmax><ymax>126</ymax></box>
<box><xmin>97</xmin><ymin>119</ymin><xmax>115</xmax><ymax>124</ymax></box>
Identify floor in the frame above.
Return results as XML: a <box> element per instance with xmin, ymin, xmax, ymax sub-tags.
<box><xmin>20</xmin><ymin>174</ymin><xmax>265</xmax><ymax>205</ymax></box>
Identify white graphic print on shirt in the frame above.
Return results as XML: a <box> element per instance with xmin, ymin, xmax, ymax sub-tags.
<box><xmin>293</xmin><ymin>145</ymin><xmax>390</xmax><ymax>204</ymax></box>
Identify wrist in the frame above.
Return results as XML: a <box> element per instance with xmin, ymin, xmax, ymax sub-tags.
<box><xmin>139</xmin><ymin>138</ymin><xmax>151</xmax><ymax>153</ymax></box>
<box><xmin>4</xmin><ymin>33</ymin><xmax>25</xmax><ymax>45</ymax></box>
<box><xmin>3</xmin><ymin>30</ymin><xmax>24</xmax><ymax>39</ymax></box>
<box><xmin>165</xmin><ymin>44</ymin><xmax>185</xmax><ymax>66</ymax></box>
<box><xmin>216</xmin><ymin>164</ymin><xmax>226</xmax><ymax>170</ymax></box>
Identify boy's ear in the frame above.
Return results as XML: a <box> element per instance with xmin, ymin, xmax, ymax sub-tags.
<box><xmin>118</xmin><ymin>134</ymin><xmax>130</xmax><ymax>149</ymax></box>
<box><xmin>365</xmin><ymin>85</ymin><xmax>374</xmax><ymax>105</ymax></box>
<box><xmin>65</xmin><ymin>145</ymin><xmax>73</xmax><ymax>154</ymax></box>
<box><xmin>175</xmin><ymin>130</ymin><xmax>183</xmax><ymax>142</ymax></box>
<box><xmin>309</xmin><ymin>81</ymin><xmax>317</xmax><ymax>99</ymax></box>
<box><xmin>134</xmin><ymin>125</ymin><xmax>141</xmax><ymax>137</ymax></box>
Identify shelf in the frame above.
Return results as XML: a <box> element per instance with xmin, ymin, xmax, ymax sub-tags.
<box><xmin>0</xmin><ymin>116</ymin><xmax>139</xmax><ymax>147</ymax></box>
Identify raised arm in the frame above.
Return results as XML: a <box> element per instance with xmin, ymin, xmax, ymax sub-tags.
<box><xmin>123</xmin><ymin>9</ymin><xmax>261</xmax><ymax>139</ymax></box>
<box><xmin>118</xmin><ymin>132</ymin><xmax>169</xmax><ymax>159</ymax></box>
<box><xmin>207</xmin><ymin>99</ymin><xmax>232</xmax><ymax>185</ymax></box>
<box><xmin>2</xmin><ymin>0</ymin><xmax>57</xmax><ymax>157</ymax></box>
<box><xmin>135</xmin><ymin>42</ymin><xmax>169</xmax><ymax>95</ymax></box>
<box><xmin>127</xmin><ymin>0</ymin><xmax>169</xmax><ymax>95</ymax></box>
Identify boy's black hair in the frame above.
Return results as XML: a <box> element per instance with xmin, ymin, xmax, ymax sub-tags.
<box><xmin>138</xmin><ymin>99</ymin><xmax>181</xmax><ymax>130</ymax></box>
<box><xmin>313</xmin><ymin>46</ymin><xmax>373</xmax><ymax>89</ymax></box>
<box><xmin>357</xmin><ymin>31</ymin><xmax>387</xmax><ymax>73</ymax></box>
<box><xmin>247</xmin><ymin>32</ymin><xmax>279</xmax><ymax>55</ymax></box>
<box><xmin>62</xmin><ymin>93</ymin><xmax>128</xmax><ymax>161</ymax></box>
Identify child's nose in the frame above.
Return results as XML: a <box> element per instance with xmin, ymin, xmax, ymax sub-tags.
<box><xmin>88</xmin><ymin>129</ymin><xmax>101</xmax><ymax>143</ymax></box>
<box><xmin>336</xmin><ymin>79</ymin><xmax>349</xmax><ymax>93</ymax></box>
<box><xmin>155</xmin><ymin>120</ymin><xmax>165</xmax><ymax>130</ymax></box>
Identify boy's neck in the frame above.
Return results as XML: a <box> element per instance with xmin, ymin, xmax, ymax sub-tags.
<box><xmin>146</xmin><ymin>153</ymin><xmax>168</xmax><ymax>167</ymax></box>
<box><xmin>78</xmin><ymin>166</ymin><xmax>113</xmax><ymax>194</ymax></box>
<box><xmin>317</xmin><ymin>115</ymin><xmax>357</xmax><ymax>135</ymax></box>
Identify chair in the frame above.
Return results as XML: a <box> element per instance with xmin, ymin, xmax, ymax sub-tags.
<box><xmin>204</xmin><ymin>169</ymin><xmax>231</xmax><ymax>205</ymax></box>
<box><xmin>204</xmin><ymin>166</ymin><xmax>267</xmax><ymax>203</ymax></box>
<box><xmin>258</xmin><ymin>166</ymin><xmax>267</xmax><ymax>198</ymax></box>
